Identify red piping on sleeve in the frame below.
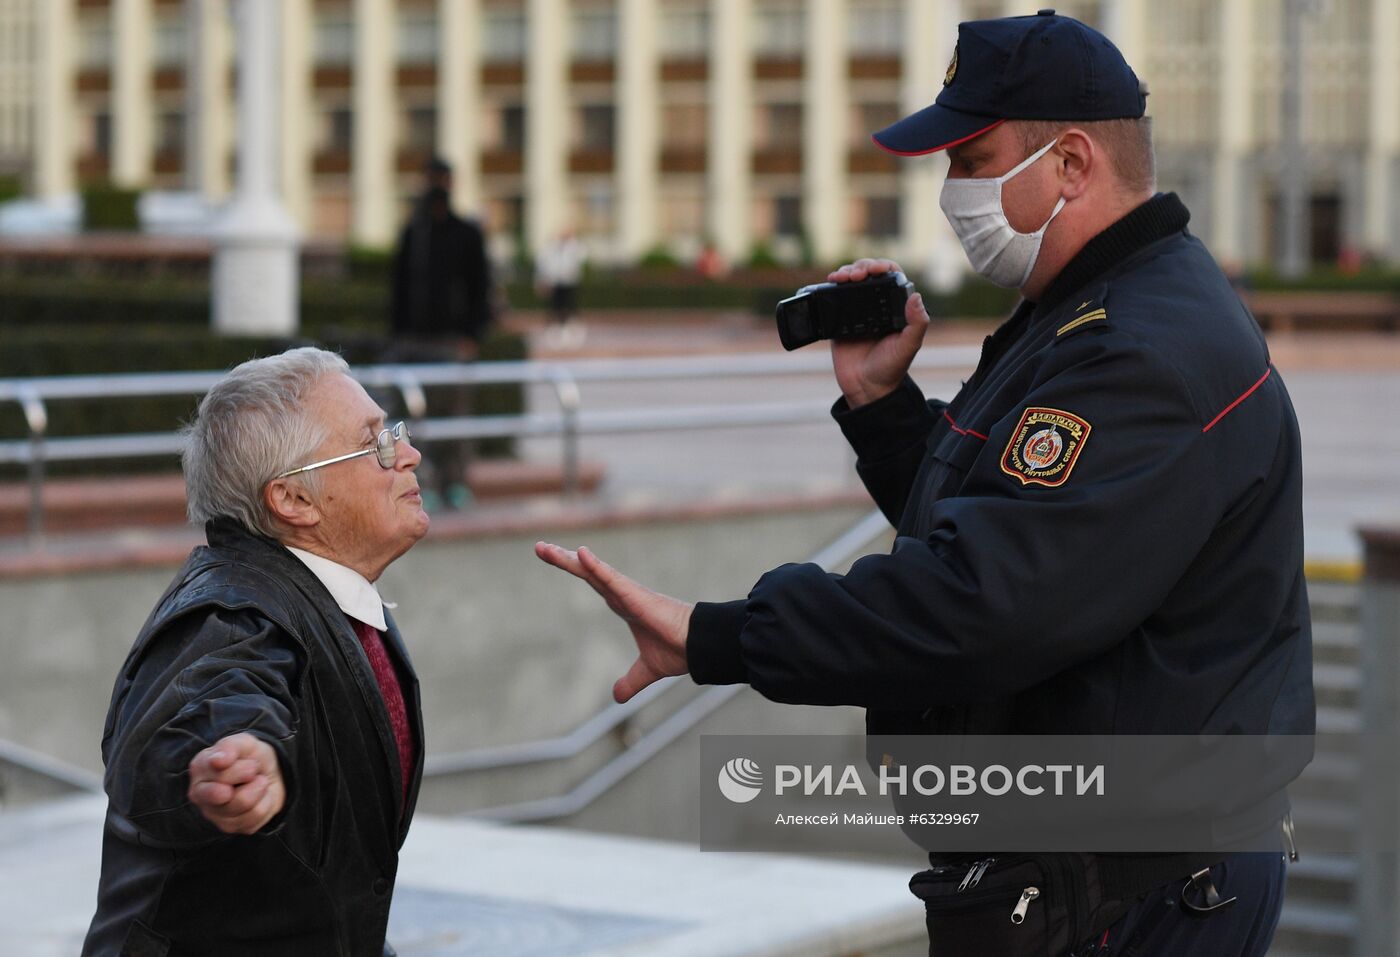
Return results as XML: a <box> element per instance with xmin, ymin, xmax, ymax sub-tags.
<box><xmin>1202</xmin><ymin>367</ymin><xmax>1272</xmax><ymax>434</ymax></box>
<box><xmin>944</xmin><ymin>410</ymin><xmax>989</xmax><ymax>441</ymax></box>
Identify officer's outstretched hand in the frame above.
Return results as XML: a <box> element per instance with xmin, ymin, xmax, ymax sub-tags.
<box><xmin>535</xmin><ymin>542</ymin><xmax>693</xmax><ymax>702</ymax></box>
<box><xmin>187</xmin><ymin>732</ymin><xmax>286</xmax><ymax>835</ymax></box>
<box><xmin>827</xmin><ymin>258</ymin><xmax>931</xmax><ymax>409</ymax></box>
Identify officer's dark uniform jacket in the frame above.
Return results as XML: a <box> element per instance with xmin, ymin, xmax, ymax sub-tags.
<box><xmin>688</xmin><ymin>193</ymin><xmax>1314</xmax><ymax>827</ymax></box>
<box><xmin>82</xmin><ymin>518</ymin><xmax>423</xmax><ymax>957</ymax></box>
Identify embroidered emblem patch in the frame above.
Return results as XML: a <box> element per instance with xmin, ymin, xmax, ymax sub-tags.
<box><xmin>944</xmin><ymin>45</ymin><xmax>958</xmax><ymax>87</ymax></box>
<box><xmin>1000</xmin><ymin>407</ymin><xmax>1092</xmax><ymax>487</ymax></box>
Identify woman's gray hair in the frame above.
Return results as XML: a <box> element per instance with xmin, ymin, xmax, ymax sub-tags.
<box><xmin>181</xmin><ymin>347</ymin><xmax>350</xmax><ymax>538</ymax></box>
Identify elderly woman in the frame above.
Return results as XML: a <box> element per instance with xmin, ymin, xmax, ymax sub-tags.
<box><xmin>83</xmin><ymin>348</ymin><xmax>429</xmax><ymax>957</ymax></box>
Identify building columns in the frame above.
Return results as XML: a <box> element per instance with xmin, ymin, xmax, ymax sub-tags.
<box><xmin>112</xmin><ymin>0</ymin><xmax>155</xmax><ymax>187</ymax></box>
<box><xmin>1364</xmin><ymin>0</ymin><xmax>1400</xmax><ymax>257</ymax></box>
<box><xmin>525</xmin><ymin>0</ymin><xmax>568</xmax><ymax>253</ymax></box>
<box><xmin>438</xmin><ymin>0</ymin><xmax>483</xmax><ymax>217</ymax></box>
<box><xmin>34</xmin><ymin>0</ymin><xmax>76</xmax><ymax>200</ymax></box>
<box><xmin>185</xmin><ymin>0</ymin><xmax>230</xmax><ymax>199</ymax></box>
<box><xmin>708</xmin><ymin>0</ymin><xmax>753</xmax><ymax>264</ymax></box>
<box><xmin>352</xmin><ymin>0</ymin><xmax>397</xmax><ymax>246</ymax></box>
<box><xmin>279</xmin><ymin>0</ymin><xmax>313</xmax><ymax>230</ymax></box>
<box><xmin>804</xmin><ymin>0</ymin><xmax>847</xmax><ymax>264</ymax></box>
<box><xmin>617</xmin><ymin>0</ymin><xmax>659</xmax><ymax>261</ymax></box>
<box><xmin>1212</xmin><ymin>0</ymin><xmax>1254</xmax><ymax>266</ymax></box>
<box><xmin>1103</xmin><ymin>0</ymin><xmax>1148</xmax><ymax>81</ymax></box>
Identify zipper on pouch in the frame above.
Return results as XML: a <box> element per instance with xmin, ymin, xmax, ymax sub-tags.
<box><xmin>1010</xmin><ymin>886</ymin><xmax>1041</xmax><ymax>925</ymax></box>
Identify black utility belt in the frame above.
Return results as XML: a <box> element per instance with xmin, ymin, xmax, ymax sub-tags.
<box><xmin>910</xmin><ymin>850</ymin><xmax>1239</xmax><ymax>957</ymax></box>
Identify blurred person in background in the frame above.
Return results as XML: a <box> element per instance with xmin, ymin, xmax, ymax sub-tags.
<box><xmin>390</xmin><ymin>157</ymin><xmax>495</xmax><ymax>510</ymax></box>
<box><xmin>83</xmin><ymin>348</ymin><xmax>428</xmax><ymax>957</ymax></box>
<box><xmin>536</xmin><ymin>227</ymin><xmax>586</xmax><ymax>349</ymax></box>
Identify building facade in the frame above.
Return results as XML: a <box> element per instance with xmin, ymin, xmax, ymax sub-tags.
<box><xmin>9</xmin><ymin>0</ymin><xmax>1400</xmax><ymax>271</ymax></box>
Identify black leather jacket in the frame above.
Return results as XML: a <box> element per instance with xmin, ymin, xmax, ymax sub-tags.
<box><xmin>82</xmin><ymin>519</ymin><xmax>423</xmax><ymax>957</ymax></box>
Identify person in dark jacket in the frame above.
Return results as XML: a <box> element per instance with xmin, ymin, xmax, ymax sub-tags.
<box><xmin>83</xmin><ymin>348</ymin><xmax>430</xmax><ymax>957</ymax></box>
<box><xmin>536</xmin><ymin>11</ymin><xmax>1312</xmax><ymax>956</ymax></box>
<box><xmin>390</xmin><ymin>158</ymin><xmax>495</xmax><ymax>509</ymax></box>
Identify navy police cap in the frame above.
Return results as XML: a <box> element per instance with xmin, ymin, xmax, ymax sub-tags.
<box><xmin>872</xmin><ymin>9</ymin><xmax>1147</xmax><ymax>156</ymax></box>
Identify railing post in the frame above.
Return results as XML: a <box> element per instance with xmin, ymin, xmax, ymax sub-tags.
<box><xmin>549</xmin><ymin>368</ymin><xmax>582</xmax><ymax>496</ymax></box>
<box><xmin>18</xmin><ymin>389</ymin><xmax>48</xmax><ymax>542</ymax></box>
<box><xmin>1358</xmin><ymin>525</ymin><xmax>1400</xmax><ymax>957</ymax></box>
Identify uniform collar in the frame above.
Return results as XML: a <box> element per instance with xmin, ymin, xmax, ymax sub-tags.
<box><xmin>285</xmin><ymin>546</ymin><xmax>388</xmax><ymax>631</ymax></box>
<box><xmin>1035</xmin><ymin>192</ymin><xmax>1191</xmax><ymax>315</ymax></box>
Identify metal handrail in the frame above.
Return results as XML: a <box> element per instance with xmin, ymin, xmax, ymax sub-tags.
<box><xmin>465</xmin><ymin>508</ymin><xmax>896</xmax><ymax>823</ymax></box>
<box><xmin>0</xmin><ymin>737</ymin><xmax>104</xmax><ymax>795</ymax></box>
<box><xmin>0</xmin><ymin>349</ymin><xmax>978</xmax><ymax>537</ymax></box>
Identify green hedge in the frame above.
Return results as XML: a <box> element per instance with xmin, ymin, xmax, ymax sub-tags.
<box><xmin>0</xmin><ymin>276</ymin><xmax>527</xmax><ymax>478</ymax></box>
<box><xmin>81</xmin><ymin>184</ymin><xmax>142</xmax><ymax>231</ymax></box>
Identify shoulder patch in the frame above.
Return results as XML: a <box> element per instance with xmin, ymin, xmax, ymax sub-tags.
<box><xmin>1057</xmin><ymin>304</ymin><xmax>1107</xmax><ymax>337</ymax></box>
<box><xmin>1000</xmin><ymin>407</ymin><xmax>1092</xmax><ymax>487</ymax></box>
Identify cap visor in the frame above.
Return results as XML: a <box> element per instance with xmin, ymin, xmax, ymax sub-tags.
<box><xmin>871</xmin><ymin>104</ymin><xmax>1005</xmax><ymax>156</ymax></box>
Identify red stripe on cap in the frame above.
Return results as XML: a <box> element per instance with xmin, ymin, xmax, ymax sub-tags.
<box><xmin>1202</xmin><ymin>367</ymin><xmax>1272</xmax><ymax>433</ymax></box>
<box><xmin>872</xmin><ymin>118</ymin><xmax>1006</xmax><ymax>157</ymax></box>
<box><xmin>944</xmin><ymin>410</ymin><xmax>989</xmax><ymax>441</ymax></box>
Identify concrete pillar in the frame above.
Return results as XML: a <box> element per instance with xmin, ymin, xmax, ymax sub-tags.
<box><xmin>1211</xmin><ymin>0</ymin><xmax>1253</xmax><ymax>266</ymax></box>
<box><xmin>902</xmin><ymin>0</ymin><xmax>963</xmax><ymax>293</ymax></box>
<box><xmin>212</xmin><ymin>0</ymin><xmax>300</xmax><ymax>335</ymax></box>
<box><xmin>1364</xmin><ymin>0</ymin><xmax>1400</xmax><ymax>258</ymax></box>
<box><xmin>804</xmin><ymin>0</ymin><xmax>847</xmax><ymax>264</ymax></box>
<box><xmin>1358</xmin><ymin>526</ymin><xmax>1400</xmax><ymax>957</ymax></box>
<box><xmin>708</xmin><ymin>0</ymin><xmax>753</xmax><ymax>264</ymax></box>
<box><xmin>280</xmin><ymin>0</ymin><xmax>314</xmax><ymax>230</ymax></box>
<box><xmin>525</xmin><ymin>0</ymin><xmax>568</xmax><ymax>254</ymax></box>
<box><xmin>184</xmin><ymin>0</ymin><xmax>231</xmax><ymax>199</ymax></box>
<box><xmin>1102</xmin><ymin>0</ymin><xmax>1147</xmax><ymax>79</ymax></box>
<box><xmin>34</xmin><ymin>0</ymin><xmax>76</xmax><ymax>200</ymax></box>
<box><xmin>112</xmin><ymin>0</ymin><xmax>155</xmax><ymax>188</ymax></box>
<box><xmin>617</xmin><ymin>0</ymin><xmax>659</xmax><ymax>260</ymax></box>
<box><xmin>352</xmin><ymin>0</ymin><xmax>397</xmax><ymax>247</ymax></box>
<box><xmin>438</xmin><ymin>0</ymin><xmax>483</xmax><ymax>216</ymax></box>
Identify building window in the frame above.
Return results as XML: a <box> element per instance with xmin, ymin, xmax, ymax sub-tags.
<box><xmin>403</xmin><ymin>106</ymin><xmax>436</xmax><ymax>153</ymax></box>
<box><xmin>483</xmin><ymin>9</ymin><xmax>527</xmax><ymax>62</ymax></box>
<box><xmin>661</xmin><ymin>4</ymin><xmax>709</xmax><ymax>57</ymax></box>
<box><xmin>774</xmin><ymin>195</ymin><xmax>802</xmax><ymax>237</ymax></box>
<box><xmin>93</xmin><ymin>111</ymin><xmax>113</xmax><ymax>156</ymax></box>
<box><xmin>847</xmin><ymin>0</ymin><xmax>901</xmax><ymax>54</ymax></box>
<box><xmin>397</xmin><ymin>8</ymin><xmax>438</xmax><ymax>65</ymax></box>
<box><xmin>661</xmin><ymin>102</ymin><xmax>707</xmax><ymax>149</ymax></box>
<box><xmin>754</xmin><ymin>2</ymin><xmax>804</xmax><ymax>57</ymax></box>
<box><xmin>859</xmin><ymin>196</ymin><xmax>901</xmax><ymax>238</ymax></box>
<box><xmin>484</xmin><ymin>103</ymin><xmax>526</xmax><ymax>152</ymax></box>
<box><xmin>573</xmin><ymin>182</ymin><xmax>615</xmax><ymax>236</ymax></box>
<box><xmin>78</xmin><ymin>18</ymin><xmax>113</xmax><ymax>69</ymax></box>
<box><xmin>157</xmin><ymin>110</ymin><xmax>184</xmax><ymax>155</ymax></box>
<box><xmin>576</xmin><ymin>104</ymin><xmax>615</xmax><ymax>152</ymax></box>
<box><xmin>315</xmin><ymin>12</ymin><xmax>355</xmax><ymax>66</ymax></box>
<box><xmin>320</xmin><ymin>107</ymin><xmax>353</xmax><ymax>154</ymax></box>
<box><xmin>756</xmin><ymin>102</ymin><xmax>802</xmax><ymax>150</ymax></box>
<box><xmin>154</xmin><ymin>16</ymin><xmax>185</xmax><ymax>68</ymax></box>
<box><xmin>488</xmin><ymin>194</ymin><xmax>524</xmax><ymax>234</ymax></box>
<box><xmin>572</xmin><ymin>7</ymin><xmax>618</xmax><ymax>61</ymax></box>
<box><xmin>852</xmin><ymin>101</ymin><xmax>901</xmax><ymax>145</ymax></box>
<box><xmin>660</xmin><ymin>185</ymin><xmax>705</xmax><ymax>237</ymax></box>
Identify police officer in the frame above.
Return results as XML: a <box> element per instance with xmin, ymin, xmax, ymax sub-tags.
<box><xmin>537</xmin><ymin>10</ymin><xmax>1313</xmax><ymax>955</ymax></box>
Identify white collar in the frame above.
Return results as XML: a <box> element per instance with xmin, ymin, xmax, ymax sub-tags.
<box><xmin>286</xmin><ymin>546</ymin><xmax>388</xmax><ymax>631</ymax></box>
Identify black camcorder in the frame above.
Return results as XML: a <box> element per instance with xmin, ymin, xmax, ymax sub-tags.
<box><xmin>774</xmin><ymin>271</ymin><xmax>914</xmax><ymax>351</ymax></box>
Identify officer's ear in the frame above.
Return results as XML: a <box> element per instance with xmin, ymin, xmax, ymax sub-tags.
<box><xmin>1052</xmin><ymin>128</ymin><xmax>1096</xmax><ymax>200</ymax></box>
<box><xmin>265</xmin><ymin>476</ymin><xmax>322</xmax><ymax>530</ymax></box>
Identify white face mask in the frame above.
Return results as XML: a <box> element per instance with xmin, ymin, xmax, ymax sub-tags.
<box><xmin>939</xmin><ymin>139</ymin><xmax>1067</xmax><ymax>289</ymax></box>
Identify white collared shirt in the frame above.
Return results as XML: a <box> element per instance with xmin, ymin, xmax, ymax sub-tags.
<box><xmin>286</xmin><ymin>546</ymin><xmax>389</xmax><ymax>631</ymax></box>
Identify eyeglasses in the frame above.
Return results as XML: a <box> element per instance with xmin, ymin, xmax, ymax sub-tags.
<box><xmin>274</xmin><ymin>421</ymin><xmax>412</xmax><ymax>479</ymax></box>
